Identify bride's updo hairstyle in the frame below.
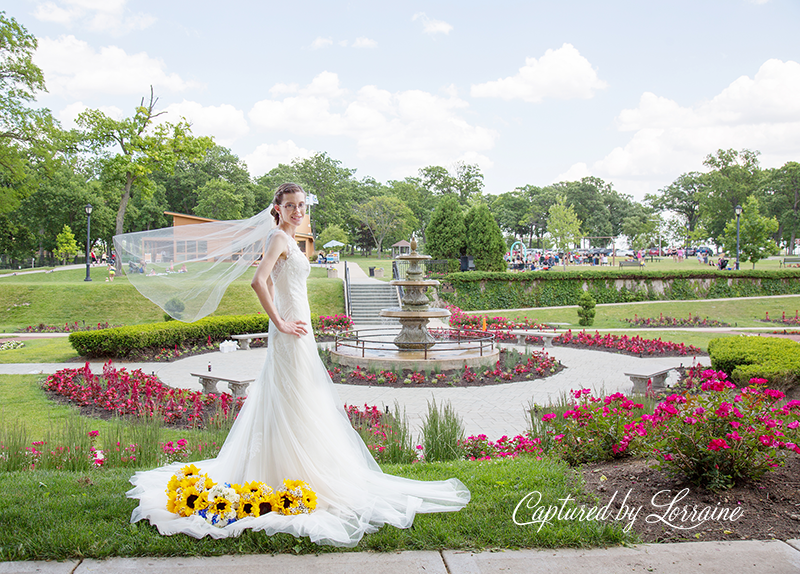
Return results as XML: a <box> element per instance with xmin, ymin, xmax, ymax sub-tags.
<box><xmin>270</xmin><ymin>182</ymin><xmax>306</xmax><ymax>225</ymax></box>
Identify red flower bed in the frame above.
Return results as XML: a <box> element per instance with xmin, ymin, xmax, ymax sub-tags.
<box><xmin>42</xmin><ymin>362</ymin><xmax>242</xmax><ymax>428</ymax></box>
<box><xmin>554</xmin><ymin>329</ymin><xmax>703</xmax><ymax>357</ymax></box>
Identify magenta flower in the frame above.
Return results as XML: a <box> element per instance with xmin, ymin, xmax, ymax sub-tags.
<box><xmin>707</xmin><ymin>438</ymin><xmax>730</xmax><ymax>451</ymax></box>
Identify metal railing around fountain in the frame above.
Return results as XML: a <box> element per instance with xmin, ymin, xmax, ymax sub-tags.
<box><xmin>333</xmin><ymin>327</ymin><xmax>496</xmax><ymax>360</ymax></box>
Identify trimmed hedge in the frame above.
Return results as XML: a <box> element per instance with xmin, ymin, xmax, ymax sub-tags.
<box><xmin>438</xmin><ymin>269</ymin><xmax>800</xmax><ymax>310</ymax></box>
<box><xmin>708</xmin><ymin>336</ymin><xmax>800</xmax><ymax>391</ymax></box>
<box><xmin>69</xmin><ymin>314</ymin><xmax>271</xmax><ymax>358</ymax></box>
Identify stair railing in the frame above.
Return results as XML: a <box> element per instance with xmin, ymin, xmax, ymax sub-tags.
<box><xmin>344</xmin><ymin>261</ymin><xmax>351</xmax><ymax>317</ymax></box>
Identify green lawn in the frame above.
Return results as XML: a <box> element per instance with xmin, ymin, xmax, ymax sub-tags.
<box><xmin>0</xmin><ymin>456</ymin><xmax>628</xmax><ymax>561</ymax></box>
<box><xmin>0</xmin><ymin>267</ymin><xmax>344</xmax><ymax>332</ymax></box>
<box><xmin>0</xmin><ymin>337</ymin><xmax>78</xmax><ymax>363</ymax></box>
<box><xmin>494</xmin><ymin>295</ymin><xmax>800</xmax><ymax>329</ymax></box>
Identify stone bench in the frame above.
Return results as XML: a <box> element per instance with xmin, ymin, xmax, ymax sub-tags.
<box><xmin>507</xmin><ymin>330</ymin><xmax>560</xmax><ymax>347</ymax></box>
<box><xmin>619</xmin><ymin>259</ymin><xmax>642</xmax><ymax>268</ymax></box>
<box><xmin>780</xmin><ymin>257</ymin><xmax>800</xmax><ymax>268</ymax></box>
<box><xmin>623</xmin><ymin>368</ymin><xmax>674</xmax><ymax>394</ymax></box>
<box><xmin>191</xmin><ymin>373</ymin><xmax>254</xmax><ymax>398</ymax></box>
<box><xmin>230</xmin><ymin>332</ymin><xmax>269</xmax><ymax>350</ymax></box>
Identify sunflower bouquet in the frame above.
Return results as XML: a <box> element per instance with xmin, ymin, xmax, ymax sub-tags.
<box><xmin>165</xmin><ymin>465</ymin><xmax>317</xmax><ymax>527</ymax></box>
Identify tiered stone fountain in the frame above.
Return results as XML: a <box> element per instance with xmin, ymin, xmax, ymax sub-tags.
<box><xmin>329</xmin><ymin>237</ymin><xmax>499</xmax><ymax>372</ymax></box>
<box><xmin>380</xmin><ymin>238</ymin><xmax>450</xmax><ymax>350</ymax></box>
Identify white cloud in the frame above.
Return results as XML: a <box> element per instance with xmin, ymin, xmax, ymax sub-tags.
<box><xmin>248</xmin><ymin>73</ymin><xmax>497</xmax><ymax>174</ymax></box>
<box><xmin>35</xmin><ymin>35</ymin><xmax>199</xmax><ymax>98</ymax></box>
<box><xmin>311</xmin><ymin>37</ymin><xmax>333</xmax><ymax>49</ymax></box>
<box><xmin>244</xmin><ymin>141</ymin><xmax>315</xmax><ymax>177</ymax></box>
<box><xmin>412</xmin><ymin>13</ymin><xmax>453</xmax><ymax>35</ymax></box>
<box><xmin>32</xmin><ymin>0</ymin><xmax>155</xmax><ymax>35</ymax></box>
<box><xmin>352</xmin><ymin>37</ymin><xmax>377</xmax><ymax>49</ymax></box>
<box><xmin>159</xmin><ymin>101</ymin><xmax>249</xmax><ymax>146</ymax></box>
<box><xmin>559</xmin><ymin>58</ymin><xmax>800</xmax><ymax>198</ymax></box>
<box><xmin>471</xmin><ymin>44</ymin><xmax>608</xmax><ymax>103</ymax></box>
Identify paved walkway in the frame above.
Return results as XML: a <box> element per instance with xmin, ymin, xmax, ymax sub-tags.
<box><xmin>0</xmin><ymin>335</ymin><xmax>692</xmax><ymax>439</ymax></box>
<box><xmin>3</xmin><ymin>540</ymin><xmax>800</xmax><ymax>573</ymax></box>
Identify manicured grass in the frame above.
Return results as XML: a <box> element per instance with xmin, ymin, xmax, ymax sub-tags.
<box><xmin>0</xmin><ymin>267</ymin><xmax>344</xmax><ymax>332</ymax></box>
<box><xmin>0</xmin><ymin>338</ymin><xmax>78</xmax><ymax>364</ymax></box>
<box><xmin>0</xmin><ymin>456</ymin><xmax>628</xmax><ymax>561</ymax></box>
<box><xmin>494</xmin><ymin>296</ymin><xmax>800</xmax><ymax>330</ymax></box>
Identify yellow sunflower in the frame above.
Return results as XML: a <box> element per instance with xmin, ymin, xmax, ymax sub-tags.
<box><xmin>178</xmin><ymin>485</ymin><xmax>209</xmax><ymax>517</ymax></box>
<box><xmin>180</xmin><ymin>464</ymin><xmax>201</xmax><ymax>478</ymax></box>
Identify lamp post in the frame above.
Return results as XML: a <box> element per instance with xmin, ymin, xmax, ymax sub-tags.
<box><xmin>735</xmin><ymin>204</ymin><xmax>742</xmax><ymax>271</ymax></box>
<box><xmin>84</xmin><ymin>204</ymin><xmax>93</xmax><ymax>282</ymax></box>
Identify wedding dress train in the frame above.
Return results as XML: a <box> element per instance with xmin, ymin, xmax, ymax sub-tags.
<box><xmin>127</xmin><ymin>229</ymin><xmax>470</xmax><ymax>546</ymax></box>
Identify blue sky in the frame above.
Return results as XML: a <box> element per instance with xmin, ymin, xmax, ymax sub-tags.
<box><xmin>8</xmin><ymin>0</ymin><xmax>800</xmax><ymax>200</ymax></box>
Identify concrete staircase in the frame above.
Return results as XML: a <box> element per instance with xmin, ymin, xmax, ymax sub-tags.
<box><xmin>348</xmin><ymin>282</ymin><xmax>400</xmax><ymax>325</ymax></box>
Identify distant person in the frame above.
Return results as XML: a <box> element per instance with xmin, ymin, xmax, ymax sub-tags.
<box><xmin>106</xmin><ymin>265</ymin><xmax>115</xmax><ymax>282</ymax></box>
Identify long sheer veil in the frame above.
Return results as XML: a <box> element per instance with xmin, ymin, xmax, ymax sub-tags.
<box><xmin>113</xmin><ymin>209</ymin><xmax>276</xmax><ymax>322</ymax></box>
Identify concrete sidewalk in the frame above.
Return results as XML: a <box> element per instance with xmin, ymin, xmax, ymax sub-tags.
<box><xmin>0</xmin><ymin>340</ymin><xmax>690</xmax><ymax>439</ymax></box>
<box><xmin>3</xmin><ymin>540</ymin><xmax>800</xmax><ymax>573</ymax></box>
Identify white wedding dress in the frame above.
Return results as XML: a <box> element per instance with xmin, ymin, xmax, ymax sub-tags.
<box><xmin>127</xmin><ymin>229</ymin><xmax>470</xmax><ymax>546</ymax></box>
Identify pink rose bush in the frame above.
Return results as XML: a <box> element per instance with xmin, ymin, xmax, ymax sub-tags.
<box><xmin>644</xmin><ymin>369</ymin><xmax>800</xmax><ymax>490</ymax></box>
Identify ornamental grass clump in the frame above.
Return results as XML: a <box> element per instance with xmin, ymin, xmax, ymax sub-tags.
<box><xmin>345</xmin><ymin>403</ymin><xmax>417</xmax><ymax>464</ymax></box>
<box><xmin>645</xmin><ymin>369</ymin><xmax>800</xmax><ymax>491</ymax></box>
<box><xmin>420</xmin><ymin>398</ymin><xmax>465</xmax><ymax>462</ymax></box>
<box><xmin>534</xmin><ymin>389</ymin><xmax>648</xmax><ymax>465</ymax></box>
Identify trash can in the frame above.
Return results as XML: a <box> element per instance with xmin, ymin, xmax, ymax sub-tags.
<box><xmin>460</xmin><ymin>256</ymin><xmax>475</xmax><ymax>272</ymax></box>
<box><xmin>374</xmin><ymin>267</ymin><xmax>384</xmax><ymax>278</ymax></box>
<box><xmin>327</xmin><ymin>268</ymin><xmax>338</xmax><ymax>279</ymax></box>
<box><xmin>369</xmin><ymin>267</ymin><xmax>375</xmax><ymax>276</ymax></box>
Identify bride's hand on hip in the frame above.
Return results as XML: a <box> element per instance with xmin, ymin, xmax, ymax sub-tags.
<box><xmin>278</xmin><ymin>319</ymin><xmax>308</xmax><ymax>337</ymax></box>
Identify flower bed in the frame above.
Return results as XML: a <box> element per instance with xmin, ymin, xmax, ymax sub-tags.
<box><xmin>553</xmin><ymin>329</ymin><xmax>704</xmax><ymax>357</ymax></box>
<box><xmin>323</xmin><ymin>348</ymin><xmax>563</xmax><ymax>387</ymax></box>
<box><xmin>21</xmin><ymin>321</ymin><xmax>119</xmax><ymax>333</ymax></box>
<box><xmin>760</xmin><ymin>310</ymin><xmax>800</xmax><ymax>326</ymax></box>
<box><xmin>42</xmin><ymin>363</ymin><xmax>243</xmax><ymax>429</ymax></box>
<box><xmin>623</xmin><ymin>313</ymin><xmax>730</xmax><ymax>328</ymax></box>
<box><xmin>0</xmin><ymin>341</ymin><xmax>24</xmax><ymax>351</ymax></box>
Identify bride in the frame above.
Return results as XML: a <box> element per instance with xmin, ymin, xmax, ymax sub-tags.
<box><xmin>126</xmin><ymin>183</ymin><xmax>470</xmax><ymax>547</ymax></box>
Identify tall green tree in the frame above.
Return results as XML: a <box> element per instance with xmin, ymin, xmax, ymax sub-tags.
<box><xmin>722</xmin><ymin>196</ymin><xmax>779</xmax><ymax>269</ymax></box>
<box><xmin>647</xmin><ymin>171</ymin><xmax>708</xmax><ymax>238</ymax></box>
<box><xmin>54</xmin><ymin>224</ymin><xmax>79</xmax><ymax>264</ymax></box>
<box><xmin>519</xmin><ymin>184</ymin><xmax>558</xmax><ymax>247</ymax></box>
<box><xmin>491</xmin><ymin>190</ymin><xmax>531</xmax><ymax>241</ymax></box>
<box><xmin>424</xmin><ymin>195</ymin><xmax>465</xmax><ymax>260</ymax></box>
<box><xmin>153</xmin><ymin>144</ymin><xmax>254</xmax><ymax>217</ymax></box>
<box><xmin>194</xmin><ymin>180</ymin><xmax>244</xmax><ymax>220</ymax></box>
<box><xmin>464</xmin><ymin>203</ymin><xmax>506</xmax><ymax>271</ymax></box>
<box><xmin>386</xmin><ymin>177</ymin><xmax>436</xmax><ymax>241</ymax></box>
<box><xmin>546</xmin><ymin>176</ymin><xmax>628</xmax><ymax>245</ymax></box>
<box><xmin>418</xmin><ymin>162</ymin><xmax>484</xmax><ymax>205</ymax></box>
<box><xmin>77</xmin><ymin>88</ymin><xmax>213</xmax><ymax>236</ymax></box>
<box><xmin>354</xmin><ymin>196</ymin><xmax>416</xmax><ymax>254</ymax></box>
<box><xmin>621</xmin><ymin>203</ymin><xmax>660</xmax><ymax>250</ymax></box>
<box><xmin>317</xmin><ymin>224</ymin><xmax>349</xmax><ymax>250</ymax></box>
<box><xmin>700</xmin><ymin>148</ymin><xmax>763</xmax><ymax>242</ymax></box>
<box><xmin>0</xmin><ymin>11</ymin><xmax>61</xmax><ymax>213</ymax></box>
<box><xmin>764</xmin><ymin>162</ymin><xmax>800</xmax><ymax>254</ymax></box>
<box><xmin>546</xmin><ymin>195</ymin><xmax>582</xmax><ymax>252</ymax></box>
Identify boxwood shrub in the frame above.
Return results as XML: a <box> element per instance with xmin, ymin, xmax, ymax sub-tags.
<box><xmin>439</xmin><ymin>269</ymin><xmax>800</xmax><ymax>310</ymax></box>
<box><xmin>69</xmin><ymin>314</ymin><xmax>271</xmax><ymax>358</ymax></box>
<box><xmin>707</xmin><ymin>336</ymin><xmax>800</xmax><ymax>391</ymax></box>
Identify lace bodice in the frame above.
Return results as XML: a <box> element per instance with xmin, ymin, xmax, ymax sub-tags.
<box><xmin>269</xmin><ymin>229</ymin><xmax>311</xmax><ymax>323</ymax></box>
